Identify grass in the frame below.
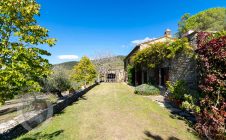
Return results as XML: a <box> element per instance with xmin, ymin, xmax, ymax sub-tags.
<box><xmin>16</xmin><ymin>83</ymin><xmax>199</xmax><ymax>140</ymax></box>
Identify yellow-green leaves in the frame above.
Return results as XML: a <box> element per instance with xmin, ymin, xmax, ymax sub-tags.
<box><xmin>132</xmin><ymin>38</ymin><xmax>193</xmax><ymax>69</ymax></box>
<box><xmin>71</xmin><ymin>56</ymin><xmax>97</xmax><ymax>86</ymax></box>
<box><xmin>0</xmin><ymin>0</ymin><xmax>56</xmax><ymax>104</ymax></box>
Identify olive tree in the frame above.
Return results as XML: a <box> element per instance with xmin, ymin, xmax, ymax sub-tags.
<box><xmin>41</xmin><ymin>66</ymin><xmax>71</xmax><ymax>98</ymax></box>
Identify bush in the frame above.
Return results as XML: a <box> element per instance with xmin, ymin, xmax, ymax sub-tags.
<box><xmin>134</xmin><ymin>84</ymin><xmax>160</xmax><ymax>96</ymax></box>
<box><xmin>166</xmin><ymin>80</ymin><xmax>201</xmax><ymax>112</ymax></box>
<box><xmin>166</xmin><ymin>80</ymin><xmax>189</xmax><ymax>100</ymax></box>
<box><xmin>195</xmin><ymin>32</ymin><xmax>226</xmax><ymax>139</ymax></box>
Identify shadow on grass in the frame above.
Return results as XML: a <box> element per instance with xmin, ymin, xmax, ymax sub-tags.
<box><xmin>79</xmin><ymin>95</ymin><xmax>87</xmax><ymax>100</ymax></box>
<box><xmin>144</xmin><ymin>131</ymin><xmax>180</xmax><ymax>140</ymax></box>
<box><xmin>20</xmin><ymin>130</ymin><xmax>64</xmax><ymax>140</ymax></box>
<box><xmin>54</xmin><ymin>95</ymin><xmax>88</xmax><ymax>116</ymax></box>
<box><xmin>162</xmin><ymin>98</ymin><xmax>196</xmax><ymax>124</ymax></box>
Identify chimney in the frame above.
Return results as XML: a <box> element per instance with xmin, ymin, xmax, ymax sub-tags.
<box><xmin>164</xmin><ymin>29</ymin><xmax>172</xmax><ymax>38</ymax></box>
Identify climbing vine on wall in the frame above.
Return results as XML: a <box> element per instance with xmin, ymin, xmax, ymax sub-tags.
<box><xmin>127</xmin><ymin>65</ymin><xmax>135</xmax><ymax>86</ymax></box>
<box><xmin>131</xmin><ymin>38</ymin><xmax>193</xmax><ymax>68</ymax></box>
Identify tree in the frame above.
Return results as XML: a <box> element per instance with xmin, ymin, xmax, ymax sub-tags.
<box><xmin>177</xmin><ymin>13</ymin><xmax>190</xmax><ymax>38</ymax></box>
<box><xmin>93</xmin><ymin>52</ymin><xmax>122</xmax><ymax>82</ymax></box>
<box><xmin>71</xmin><ymin>56</ymin><xmax>97</xmax><ymax>88</ymax></box>
<box><xmin>177</xmin><ymin>8</ymin><xmax>226</xmax><ymax>36</ymax></box>
<box><xmin>41</xmin><ymin>66</ymin><xmax>71</xmax><ymax>98</ymax></box>
<box><xmin>0</xmin><ymin>0</ymin><xmax>56</xmax><ymax>104</ymax></box>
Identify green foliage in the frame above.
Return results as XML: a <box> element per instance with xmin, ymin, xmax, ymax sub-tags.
<box><xmin>0</xmin><ymin>0</ymin><xmax>56</xmax><ymax>104</ymax></box>
<box><xmin>166</xmin><ymin>80</ymin><xmax>189</xmax><ymax>100</ymax></box>
<box><xmin>177</xmin><ymin>8</ymin><xmax>226</xmax><ymax>36</ymax></box>
<box><xmin>71</xmin><ymin>56</ymin><xmax>97</xmax><ymax>86</ymax></box>
<box><xmin>132</xmin><ymin>38</ymin><xmax>193</xmax><ymax>68</ymax></box>
<box><xmin>167</xmin><ymin>80</ymin><xmax>201</xmax><ymax>113</ymax></box>
<box><xmin>181</xmin><ymin>94</ymin><xmax>200</xmax><ymax>113</ymax></box>
<box><xmin>177</xmin><ymin>13</ymin><xmax>191</xmax><ymax>37</ymax></box>
<box><xmin>134</xmin><ymin>84</ymin><xmax>160</xmax><ymax>96</ymax></box>
<box><xmin>41</xmin><ymin>66</ymin><xmax>71</xmax><ymax>96</ymax></box>
<box><xmin>127</xmin><ymin>65</ymin><xmax>135</xmax><ymax>85</ymax></box>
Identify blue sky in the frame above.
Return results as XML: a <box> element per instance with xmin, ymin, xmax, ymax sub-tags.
<box><xmin>36</xmin><ymin>0</ymin><xmax>226</xmax><ymax>64</ymax></box>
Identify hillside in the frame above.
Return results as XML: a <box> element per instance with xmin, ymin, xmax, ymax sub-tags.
<box><xmin>53</xmin><ymin>61</ymin><xmax>78</xmax><ymax>70</ymax></box>
<box><xmin>54</xmin><ymin>55</ymin><xmax>125</xmax><ymax>70</ymax></box>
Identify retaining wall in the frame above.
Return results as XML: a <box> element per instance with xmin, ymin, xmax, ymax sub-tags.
<box><xmin>0</xmin><ymin>83</ymin><xmax>98</xmax><ymax>140</ymax></box>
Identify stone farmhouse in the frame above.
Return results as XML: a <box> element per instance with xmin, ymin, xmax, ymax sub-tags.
<box><xmin>124</xmin><ymin>29</ymin><xmax>198</xmax><ymax>89</ymax></box>
<box><xmin>101</xmin><ymin>69</ymin><xmax>125</xmax><ymax>83</ymax></box>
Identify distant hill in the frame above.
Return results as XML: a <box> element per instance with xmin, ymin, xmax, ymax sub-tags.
<box><xmin>54</xmin><ymin>55</ymin><xmax>125</xmax><ymax>70</ymax></box>
<box><xmin>53</xmin><ymin>61</ymin><xmax>78</xmax><ymax>70</ymax></box>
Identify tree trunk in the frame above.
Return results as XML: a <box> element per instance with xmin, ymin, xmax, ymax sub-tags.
<box><xmin>56</xmin><ymin>90</ymin><xmax>63</xmax><ymax>98</ymax></box>
<box><xmin>84</xmin><ymin>81</ymin><xmax>87</xmax><ymax>89</ymax></box>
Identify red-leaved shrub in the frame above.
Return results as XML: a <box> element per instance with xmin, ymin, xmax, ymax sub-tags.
<box><xmin>195</xmin><ymin>33</ymin><xmax>226</xmax><ymax>139</ymax></box>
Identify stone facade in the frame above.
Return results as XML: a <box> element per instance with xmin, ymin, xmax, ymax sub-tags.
<box><xmin>103</xmin><ymin>69</ymin><xmax>125</xmax><ymax>83</ymax></box>
<box><xmin>124</xmin><ymin>30</ymin><xmax>198</xmax><ymax>89</ymax></box>
<box><xmin>169</xmin><ymin>53</ymin><xmax>197</xmax><ymax>89</ymax></box>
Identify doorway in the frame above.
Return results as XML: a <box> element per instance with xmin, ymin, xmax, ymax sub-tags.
<box><xmin>107</xmin><ymin>73</ymin><xmax>116</xmax><ymax>82</ymax></box>
<box><xmin>160</xmin><ymin>68</ymin><xmax>169</xmax><ymax>87</ymax></box>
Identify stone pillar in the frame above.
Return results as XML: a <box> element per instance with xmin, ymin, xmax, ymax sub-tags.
<box><xmin>141</xmin><ymin>67</ymin><xmax>144</xmax><ymax>84</ymax></box>
<box><xmin>135</xmin><ymin>67</ymin><xmax>137</xmax><ymax>86</ymax></box>
<box><xmin>159</xmin><ymin>68</ymin><xmax>161</xmax><ymax>87</ymax></box>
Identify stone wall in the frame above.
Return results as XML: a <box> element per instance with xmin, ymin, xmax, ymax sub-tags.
<box><xmin>169</xmin><ymin>53</ymin><xmax>197</xmax><ymax>89</ymax></box>
<box><xmin>0</xmin><ymin>84</ymin><xmax>98</xmax><ymax>140</ymax></box>
<box><xmin>104</xmin><ymin>69</ymin><xmax>125</xmax><ymax>83</ymax></box>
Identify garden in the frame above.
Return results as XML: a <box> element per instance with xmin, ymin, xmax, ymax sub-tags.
<box><xmin>0</xmin><ymin>0</ymin><xmax>225</xmax><ymax>140</ymax></box>
<box><xmin>129</xmin><ymin>30</ymin><xmax>226</xmax><ymax>139</ymax></box>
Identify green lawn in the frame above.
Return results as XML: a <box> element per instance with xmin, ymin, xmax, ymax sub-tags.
<box><xmin>17</xmin><ymin>83</ymin><xmax>199</xmax><ymax>140</ymax></box>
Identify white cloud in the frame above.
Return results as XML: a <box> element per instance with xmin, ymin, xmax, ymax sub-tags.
<box><xmin>58</xmin><ymin>55</ymin><xmax>79</xmax><ymax>60</ymax></box>
<box><xmin>131</xmin><ymin>37</ymin><xmax>156</xmax><ymax>45</ymax></box>
<box><xmin>121</xmin><ymin>45</ymin><xmax>128</xmax><ymax>48</ymax></box>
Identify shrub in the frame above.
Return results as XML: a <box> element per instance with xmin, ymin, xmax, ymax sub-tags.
<box><xmin>181</xmin><ymin>94</ymin><xmax>200</xmax><ymax>113</ymax></box>
<box><xmin>166</xmin><ymin>80</ymin><xmax>189</xmax><ymax>100</ymax></box>
<box><xmin>166</xmin><ymin>80</ymin><xmax>201</xmax><ymax>112</ymax></box>
<box><xmin>195</xmin><ymin>32</ymin><xmax>226</xmax><ymax>139</ymax></box>
<box><xmin>134</xmin><ymin>84</ymin><xmax>160</xmax><ymax>96</ymax></box>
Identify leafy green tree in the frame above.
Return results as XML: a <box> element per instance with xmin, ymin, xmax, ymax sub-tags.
<box><xmin>71</xmin><ymin>56</ymin><xmax>97</xmax><ymax>88</ymax></box>
<box><xmin>0</xmin><ymin>0</ymin><xmax>56</xmax><ymax>104</ymax></box>
<box><xmin>177</xmin><ymin>8</ymin><xmax>226</xmax><ymax>36</ymax></box>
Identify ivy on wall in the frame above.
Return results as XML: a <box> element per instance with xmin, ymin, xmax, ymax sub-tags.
<box><xmin>131</xmin><ymin>38</ymin><xmax>193</xmax><ymax>68</ymax></box>
<box><xmin>127</xmin><ymin>65</ymin><xmax>135</xmax><ymax>86</ymax></box>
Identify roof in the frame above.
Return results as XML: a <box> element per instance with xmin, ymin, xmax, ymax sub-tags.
<box><xmin>124</xmin><ymin>36</ymin><xmax>173</xmax><ymax>61</ymax></box>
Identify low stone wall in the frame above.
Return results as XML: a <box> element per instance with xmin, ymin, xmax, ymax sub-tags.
<box><xmin>0</xmin><ymin>83</ymin><xmax>98</xmax><ymax>140</ymax></box>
